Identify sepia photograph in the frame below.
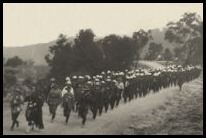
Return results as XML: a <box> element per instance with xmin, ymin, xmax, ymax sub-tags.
<box><xmin>3</xmin><ymin>3</ymin><xmax>203</xmax><ymax>135</ymax></box>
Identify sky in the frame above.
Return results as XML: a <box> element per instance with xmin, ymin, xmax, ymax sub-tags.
<box><xmin>3</xmin><ymin>3</ymin><xmax>203</xmax><ymax>47</ymax></box>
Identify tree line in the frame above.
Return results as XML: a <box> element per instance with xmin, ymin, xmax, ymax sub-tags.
<box><xmin>45</xmin><ymin>12</ymin><xmax>203</xmax><ymax>84</ymax></box>
<box><xmin>3</xmin><ymin>12</ymin><xmax>203</xmax><ymax>92</ymax></box>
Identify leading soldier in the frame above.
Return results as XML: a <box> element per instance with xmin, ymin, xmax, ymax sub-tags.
<box><xmin>46</xmin><ymin>78</ymin><xmax>61</xmax><ymax>122</ymax></box>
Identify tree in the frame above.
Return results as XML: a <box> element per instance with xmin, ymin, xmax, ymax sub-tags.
<box><xmin>23</xmin><ymin>59</ymin><xmax>35</xmax><ymax>66</ymax></box>
<box><xmin>164</xmin><ymin>12</ymin><xmax>202</xmax><ymax>65</ymax></box>
<box><xmin>73</xmin><ymin>29</ymin><xmax>104</xmax><ymax>75</ymax></box>
<box><xmin>132</xmin><ymin>29</ymin><xmax>153</xmax><ymax>60</ymax></box>
<box><xmin>5</xmin><ymin>56</ymin><xmax>23</xmax><ymax>67</ymax></box>
<box><xmin>45</xmin><ymin>34</ymin><xmax>74</xmax><ymax>83</ymax></box>
<box><xmin>145</xmin><ymin>42</ymin><xmax>163</xmax><ymax>60</ymax></box>
<box><xmin>102</xmin><ymin>34</ymin><xmax>136</xmax><ymax>71</ymax></box>
<box><xmin>164</xmin><ymin>48</ymin><xmax>173</xmax><ymax>61</ymax></box>
<box><xmin>3</xmin><ymin>68</ymin><xmax>17</xmax><ymax>95</ymax></box>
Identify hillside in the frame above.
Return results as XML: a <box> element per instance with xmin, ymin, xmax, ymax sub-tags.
<box><xmin>3</xmin><ymin>41</ymin><xmax>55</xmax><ymax>65</ymax></box>
<box><xmin>3</xmin><ymin>28</ymin><xmax>174</xmax><ymax>65</ymax></box>
<box><xmin>140</xmin><ymin>28</ymin><xmax>174</xmax><ymax>59</ymax></box>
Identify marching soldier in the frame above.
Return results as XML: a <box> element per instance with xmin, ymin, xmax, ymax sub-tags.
<box><xmin>104</xmin><ymin>77</ymin><xmax>112</xmax><ymax>113</ymax></box>
<box><xmin>90</xmin><ymin>79</ymin><xmax>100</xmax><ymax>120</ymax></box>
<box><xmin>10</xmin><ymin>87</ymin><xmax>24</xmax><ymax>131</ymax></box>
<box><xmin>61</xmin><ymin>77</ymin><xmax>75</xmax><ymax>124</ymax></box>
<box><xmin>25</xmin><ymin>91</ymin><xmax>39</xmax><ymax>133</ymax></box>
<box><xmin>78</xmin><ymin>81</ymin><xmax>91</xmax><ymax>126</ymax></box>
<box><xmin>47</xmin><ymin>78</ymin><xmax>61</xmax><ymax>122</ymax></box>
<box><xmin>114</xmin><ymin>77</ymin><xmax>124</xmax><ymax>107</ymax></box>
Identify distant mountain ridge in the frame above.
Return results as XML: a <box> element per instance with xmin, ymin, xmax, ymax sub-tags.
<box><xmin>3</xmin><ymin>41</ymin><xmax>56</xmax><ymax>65</ymax></box>
<box><xmin>3</xmin><ymin>29</ymin><xmax>174</xmax><ymax>65</ymax></box>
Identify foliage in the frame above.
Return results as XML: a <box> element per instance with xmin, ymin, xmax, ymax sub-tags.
<box><xmin>102</xmin><ymin>35</ymin><xmax>136</xmax><ymax>71</ymax></box>
<box><xmin>164</xmin><ymin>48</ymin><xmax>173</xmax><ymax>61</ymax></box>
<box><xmin>164</xmin><ymin>12</ymin><xmax>203</xmax><ymax>65</ymax></box>
<box><xmin>5</xmin><ymin>56</ymin><xmax>23</xmax><ymax>67</ymax></box>
<box><xmin>73</xmin><ymin>29</ymin><xmax>104</xmax><ymax>75</ymax></box>
<box><xmin>145</xmin><ymin>42</ymin><xmax>163</xmax><ymax>60</ymax></box>
<box><xmin>45</xmin><ymin>28</ymin><xmax>153</xmax><ymax>83</ymax></box>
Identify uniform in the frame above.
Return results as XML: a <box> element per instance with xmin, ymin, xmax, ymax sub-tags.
<box><xmin>10</xmin><ymin>89</ymin><xmax>23</xmax><ymax>131</ymax></box>
<box><xmin>61</xmin><ymin>78</ymin><xmax>75</xmax><ymax>124</ymax></box>
<box><xmin>78</xmin><ymin>85</ymin><xmax>91</xmax><ymax>126</ymax></box>
<box><xmin>47</xmin><ymin>84</ymin><xmax>61</xmax><ymax>122</ymax></box>
<box><xmin>25</xmin><ymin>96</ymin><xmax>39</xmax><ymax>132</ymax></box>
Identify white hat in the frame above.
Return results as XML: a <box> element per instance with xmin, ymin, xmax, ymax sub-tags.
<box><xmin>101</xmin><ymin>72</ymin><xmax>105</xmax><ymax>74</ymax></box>
<box><xmin>79</xmin><ymin>76</ymin><xmax>84</xmax><ymax>79</ymax></box>
<box><xmin>140</xmin><ymin>73</ymin><xmax>144</xmax><ymax>76</ymax></box>
<box><xmin>66</xmin><ymin>80</ymin><xmax>72</xmax><ymax>85</ymax></box>
<box><xmin>72</xmin><ymin>76</ymin><xmax>77</xmax><ymax>79</ymax></box>
<box><xmin>50</xmin><ymin>78</ymin><xmax>55</xmax><ymax>82</ymax></box>
<box><xmin>126</xmin><ymin>76</ymin><xmax>130</xmax><ymax>79</ymax></box>
<box><xmin>119</xmin><ymin>72</ymin><xmax>124</xmax><ymax>75</ymax></box>
<box><xmin>101</xmin><ymin>81</ymin><xmax>105</xmax><ymax>84</ymax></box>
<box><xmin>85</xmin><ymin>75</ymin><xmax>90</xmax><ymax>79</ymax></box>
<box><xmin>66</xmin><ymin>77</ymin><xmax>71</xmax><ymax>81</ymax></box>
<box><xmin>106</xmin><ymin>79</ymin><xmax>111</xmax><ymax>81</ymax></box>
<box><xmin>135</xmin><ymin>73</ymin><xmax>140</xmax><ymax>76</ymax></box>
<box><xmin>107</xmin><ymin>70</ymin><xmax>111</xmax><ymax>73</ymax></box>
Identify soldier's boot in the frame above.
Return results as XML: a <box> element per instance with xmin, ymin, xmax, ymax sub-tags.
<box><xmin>129</xmin><ymin>97</ymin><xmax>132</xmax><ymax>102</ymax></box>
<box><xmin>104</xmin><ymin>103</ymin><xmax>109</xmax><ymax>113</ymax></box>
<box><xmin>179</xmin><ymin>85</ymin><xmax>182</xmax><ymax>91</ymax></box>
<box><xmin>123</xmin><ymin>97</ymin><xmax>127</xmax><ymax>103</ymax></box>
<box><xmin>16</xmin><ymin>120</ymin><xmax>19</xmax><ymax>127</ymax></box>
<box><xmin>75</xmin><ymin>103</ymin><xmax>79</xmax><ymax>112</ymax></box>
<box><xmin>51</xmin><ymin>113</ymin><xmax>56</xmax><ymax>122</ymax></box>
<box><xmin>93</xmin><ymin>110</ymin><xmax>97</xmax><ymax>120</ymax></box>
<box><xmin>116</xmin><ymin>99</ymin><xmax>120</xmax><ymax>107</ymax></box>
<box><xmin>143</xmin><ymin>92</ymin><xmax>146</xmax><ymax>97</ymax></box>
<box><xmin>65</xmin><ymin>116</ymin><xmax>69</xmax><ymax>124</ymax></box>
<box><xmin>82</xmin><ymin>115</ymin><xmax>86</xmax><ymax>126</ymax></box>
<box><xmin>31</xmin><ymin>124</ymin><xmax>34</xmax><ymax>131</ymax></box>
<box><xmin>110</xmin><ymin>101</ymin><xmax>115</xmax><ymax>110</ymax></box>
<box><xmin>10</xmin><ymin>121</ymin><xmax>15</xmax><ymax>131</ymax></box>
<box><xmin>134</xmin><ymin>93</ymin><xmax>137</xmax><ymax>99</ymax></box>
<box><xmin>99</xmin><ymin>106</ymin><xmax>103</xmax><ymax>116</ymax></box>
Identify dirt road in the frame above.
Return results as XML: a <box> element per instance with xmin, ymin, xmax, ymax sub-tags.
<box><xmin>3</xmin><ymin>61</ymin><xmax>203</xmax><ymax>135</ymax></box>
<box><xmin>3</xmin><ymin>74</ymin><xmax>202</xmax><ymax>135</ymax></box>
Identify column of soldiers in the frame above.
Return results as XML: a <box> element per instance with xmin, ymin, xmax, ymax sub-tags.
<box><xmin>9</xmin><ymin>64</ymin><xmax>201</xmax><ymax>131</ymax></box>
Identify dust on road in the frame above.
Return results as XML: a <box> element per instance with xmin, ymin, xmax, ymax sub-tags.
<box><xmin>3</xmin><ymin>74</ymin><xmax>203</xmax><ymax>135</ymax></box>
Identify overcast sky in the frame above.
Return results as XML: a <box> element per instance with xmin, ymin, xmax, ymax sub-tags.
<box><xmin>3</xmin><ymin>3</ymin><xmax>203</xmax><ymax>47</ymax></box>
